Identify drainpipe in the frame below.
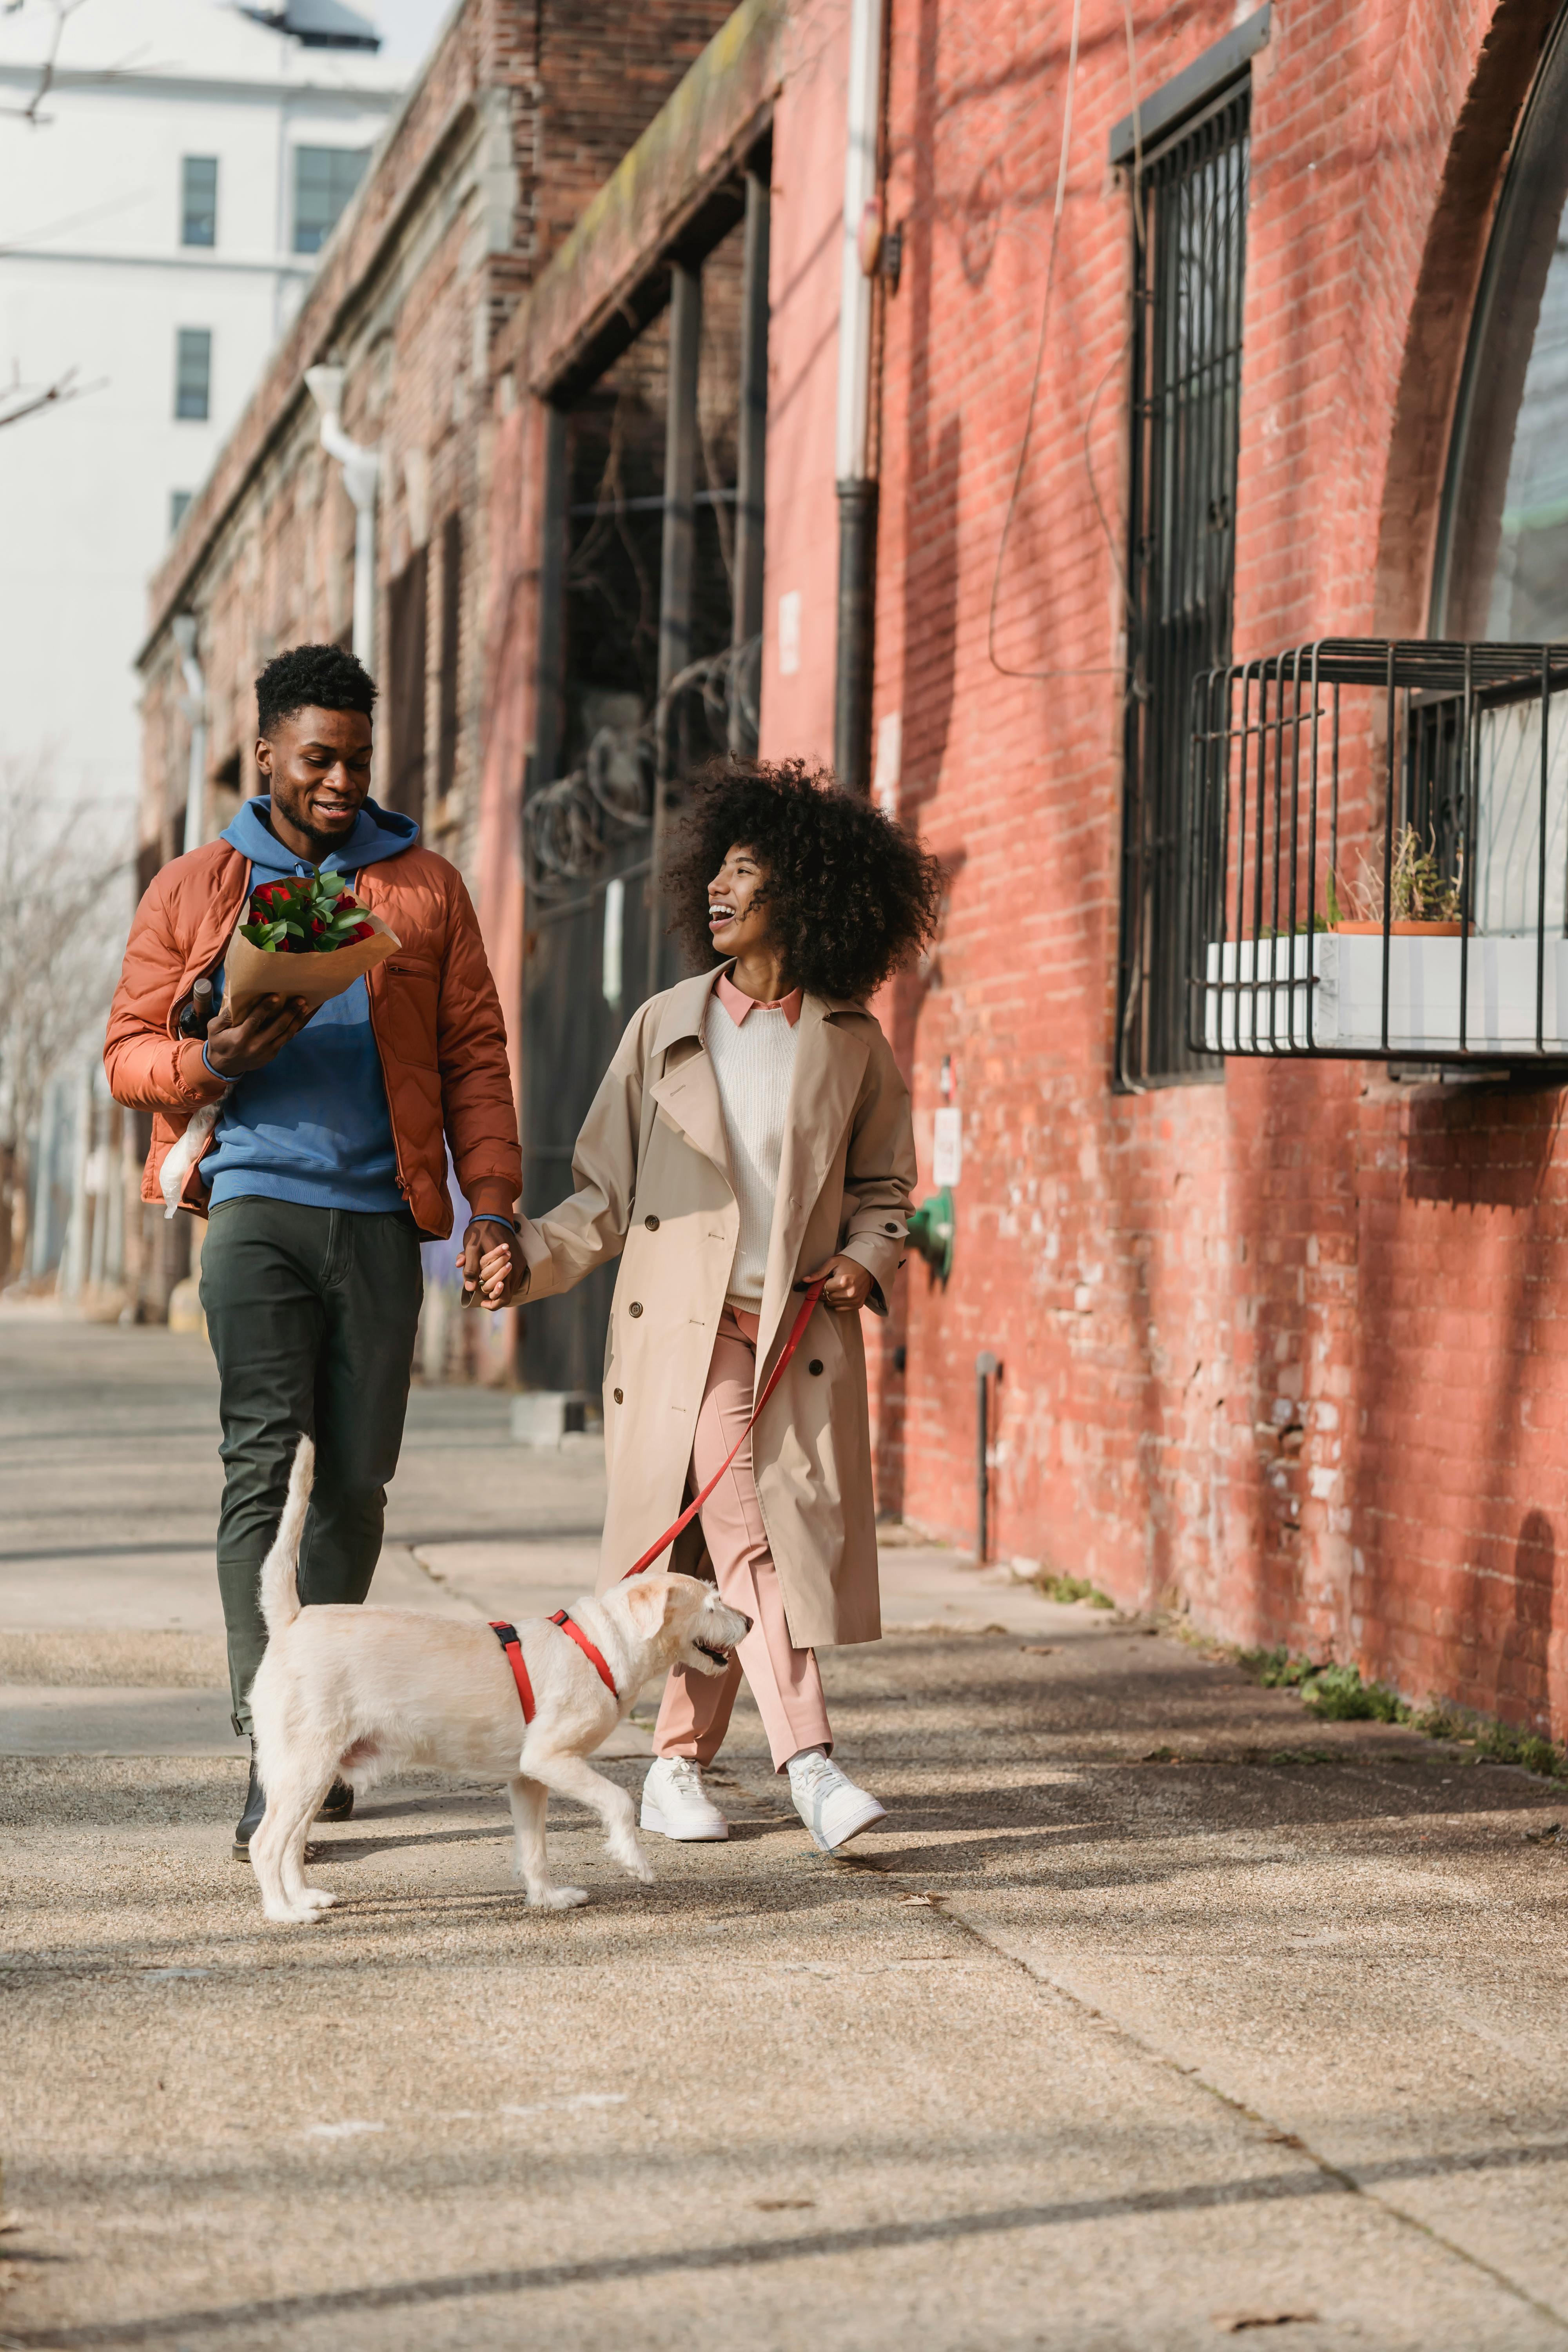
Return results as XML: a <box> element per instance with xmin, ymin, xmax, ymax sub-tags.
<box><xmin>976</xmin><ymin>1350</ymin><xmax>1002</xmax><ymax>1563</ymax></box>
<box><xmin>171</xmin><ymin>613</ymin><xmax>207</xmax><ymax>853</ymax></box>
<box><xmin>833</xmin><ymin>0</ymin><xmax>884</xmax><ymax>791</ymax></box>
<box><xmin>305</xmin><ymin>364</ymin><xmax>380</xmax><ymax>667</ymax></box>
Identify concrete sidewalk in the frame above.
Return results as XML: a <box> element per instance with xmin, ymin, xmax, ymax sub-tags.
<box><xmin>5</xmin><ymin>1311</ymin><xmax>1568</xmax><ymax>2350</ymax></box>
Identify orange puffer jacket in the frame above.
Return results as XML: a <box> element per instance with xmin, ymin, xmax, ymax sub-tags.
<box><xmin>104</xmin><ymin>837</ymin><xmax>521</xmax><ymax>1239</ymax></box>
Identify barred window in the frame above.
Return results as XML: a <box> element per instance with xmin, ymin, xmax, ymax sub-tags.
<box><xmin>1116</xmin><ymin>83</ymin><xmax>1250</xmax><ymax>1089</ymax></box>
<box><xmin>174</xmin><ymin>328</ymin><xmax>211</xmax><ymax>422</ymax></box>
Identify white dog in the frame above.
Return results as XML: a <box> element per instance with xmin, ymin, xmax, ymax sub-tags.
<box><xmin>247</xmin><ymin>1437</ymin><xmax>751</xmax><ymax>1925</ymax></box>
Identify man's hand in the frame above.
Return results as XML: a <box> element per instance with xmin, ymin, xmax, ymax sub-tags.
<box><xmin>800</xmin><ymin>1253</ymin><xmax>874</xmax><ymax>1313</ymax></box>
<box><xmin>459</xmin><ymin>1219</ymin><xmax>526</xmax><ymax>1310</ymax></box>
<box><xmin>203</xmin><ymin>992</ymin><xmax>315</xmax><ymax>1078</ymax></box>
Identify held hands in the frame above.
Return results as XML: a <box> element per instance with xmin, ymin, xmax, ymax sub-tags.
<box><xmin>202</xmin><ymin>992</ymin><xmax>315</xmax><ymax>1078</ymax></box>
<box><xmin>459</xmin><ymin>1219</ymin><xmax>526</xmax><ymax>1310</ymax></box>
<box><xmin>800</xmin><ymin>1252</ymin><xmax>874</xmax><ymax>1313</ymax></box>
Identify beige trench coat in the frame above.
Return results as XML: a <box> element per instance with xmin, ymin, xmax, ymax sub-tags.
<box><xmin>517</xmin><ymin>967</ymin><xmax>915</xmax><ymax>1648</ymax></box>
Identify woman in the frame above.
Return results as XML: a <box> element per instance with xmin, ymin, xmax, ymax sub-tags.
<box><xmin>513</xmin><ymin>759</ymin><xmax>942</xmax><ymax>1851</ymax></box>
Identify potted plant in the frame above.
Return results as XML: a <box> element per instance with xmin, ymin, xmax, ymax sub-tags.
<box><xmin>1331</xmin><ymin>825</ymin><xmax>1465</xmax><ymax>935</ymax></box>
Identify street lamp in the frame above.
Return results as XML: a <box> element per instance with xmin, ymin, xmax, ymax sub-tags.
<box><xmin>304</xmin><ymin>363</ymin><xmax>379</xmax><ymax>668</ymax></box>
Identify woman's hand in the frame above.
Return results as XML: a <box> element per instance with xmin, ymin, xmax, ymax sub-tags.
<box><xmin>459</xmin><ymin>1220</ymin><xmax>525</xmax><ymax>1308</ymax></box>
<box><xmin>800</xmin><ymin>1254</ymin><xmax>873</xmax><ymax>1313</ymax></box>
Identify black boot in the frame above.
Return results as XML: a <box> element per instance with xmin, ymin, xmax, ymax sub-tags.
<box><xmin>233</xmin><ymin>1749</ymin><xmax>266</xmax><ymax>1860</ymax></box>
<box><xmin>316</xmin><ymin>1778</ymin><xmax>354</xmax><ymax>1824</ymax></box>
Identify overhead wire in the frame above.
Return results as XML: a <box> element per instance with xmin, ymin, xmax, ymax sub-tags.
<box><xmin>985</xmin><ymin>0</ymin><xmax>1145</xmax><ymax>687</ymax></box>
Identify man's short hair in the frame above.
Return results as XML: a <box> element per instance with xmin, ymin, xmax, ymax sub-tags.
<box><xmin>256</xmin><ymin>644</ymin><xmax>377</xmax><ymax>739</ymax></box>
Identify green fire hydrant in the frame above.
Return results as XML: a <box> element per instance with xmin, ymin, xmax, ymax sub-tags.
<box><xmin>906</xmin><ymin>1186</ymin><xmax>955</xmax><ymax>1283</ymax></box>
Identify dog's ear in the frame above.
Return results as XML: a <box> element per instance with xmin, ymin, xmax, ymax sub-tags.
<box><xmin>622</xmin><ymin>1577</ymin><xmax>671</xmax><ymax>1637</ymax></box>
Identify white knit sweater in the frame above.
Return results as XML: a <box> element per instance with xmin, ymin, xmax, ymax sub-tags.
<box><xmin>704</xmin><ymin>993</ymin><xmax>800</xmax><ymax>1308</ymax></box>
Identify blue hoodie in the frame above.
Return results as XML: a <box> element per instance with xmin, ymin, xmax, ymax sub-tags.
<box><xmin>201</xmin><ymin>796</ymin><xmax>419</xmax><ymax>1218</ymax></box>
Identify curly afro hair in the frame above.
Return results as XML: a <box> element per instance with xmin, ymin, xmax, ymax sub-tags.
<box><xmin>256</xmin><ymin>643</ymin><xmax>377</xmax><ymax>739</ymax></box>
<box><xmin>664</xmin><ymin>759</ymin><xmax>945</xmax><ymax>1002</ymax></box>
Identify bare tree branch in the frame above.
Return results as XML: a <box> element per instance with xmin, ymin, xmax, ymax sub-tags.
<box><xmin>0</xmin><ymin>0</ymin><xmax>93</xmax><ymax>127</ymax></box>
<box><xmin>0</xmin><ymin>750</ymin><xmax>130</xmax><ymax>1282</ymax></box>
<box><xmin>0</xmin><ymin>361</ymin><xmax>102</xmax><ymax>429</ymax></box>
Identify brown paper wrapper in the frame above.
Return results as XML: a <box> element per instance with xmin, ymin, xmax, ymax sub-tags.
<box><xmin>224</xmin><ymin>911</ymin><xmax>401</xmax><ymax>1016</ymax></box>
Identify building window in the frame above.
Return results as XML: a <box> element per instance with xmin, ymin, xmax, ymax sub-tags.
<box><xmin>1436</xmin><ymin>4</ymin><xmax>1568</xmax><ymax>640</ymax></box>
<box><xmin>1116</xmin><ymin>83</ymin><xmax>1251</xmax><ymax>1089</ymax></box>
<box><xmin>181</xmin><ymin>156</ymin><xmax>218</xmax><ymax>248</ymax></box>
<box><xmin>292</xmin><ymin>146</ymin><xmax>369</xmax><ymax>256</ymax></box>
<box><xmin>387</xmin><ymin>548</ymin><xmax>429</xmax><ymax>824</ymax></box>
<box><xmin>174</xmin><ymin>328</ymin><xmax>211</xmax><ymax>421</ymax></box>
<box><xmin>169</xmin><ymin>490</ymin><xmax>192</xmax><ymax>534</ymax></box>
<box><xmin>437</xmin><ymin>510</ymin><xmax>463</xmax><ymax>801</ymax></box>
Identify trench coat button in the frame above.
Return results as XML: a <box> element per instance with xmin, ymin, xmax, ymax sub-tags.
<box><xmin>628</xmin><ymin>1301</ymin><xmax>643</xmax><ymax>1317</ymax></box>
<box><xmin>808</xmin><ymin>1359</ymin><xmax>824</xmax><ymax>1376</ymax></box>
<box><xmin>613</xmin><ymin>1387</ymin><xmax>624</xmax><ymax>1404</ymax></box>
<box><xmin>644</xmin><ymin>1214</ymin><xmax>660</xmax><ymax>1230</ymax></box>
<box><xmin>884</xmin><ymin>1222</ymin><xmax>899</xmax><ymax>1232</ymax></box>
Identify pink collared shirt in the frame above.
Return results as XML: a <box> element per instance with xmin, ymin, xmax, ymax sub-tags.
<box><xmin>715</xmin><ymin>968</ymin><xmax>802</xmax><ymax>1028</ymax></box>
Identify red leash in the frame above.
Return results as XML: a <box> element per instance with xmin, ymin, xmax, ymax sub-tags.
<box><xmin>619</xmin><ymin>1276</ymin><xmax>828</xmax><ymax>1582</ymax></box>
<box><xmin>490</xmin><ymin>1278</ymin><xmax>828</xmax><ymax>1725</ymax></box>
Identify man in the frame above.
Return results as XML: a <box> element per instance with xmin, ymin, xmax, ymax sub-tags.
<box><xmin>106</xmin><ymin>643</ymin><xmax>525</xmax><ymax>1854</ymax></box>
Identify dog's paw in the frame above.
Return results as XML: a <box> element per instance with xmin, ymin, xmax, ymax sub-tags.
<box><xmin>299</xmin><ymin>1887</ymin><xmax>338</xmax><ymax>1909</ymax></box>
<box><xmin>613</xmin><ymin>1844</ymin><xmax>655</xmax><ymax>1886</ymax></box>
<box><xmin>528</xmin><ymin>1884</ymin><xmax>590</xmax><ymax>1911</ymax></box>
<box><xmin>263</xmin><ymin>1900</ymin><xmax>328</xmax><ymax>1926</ymax></box>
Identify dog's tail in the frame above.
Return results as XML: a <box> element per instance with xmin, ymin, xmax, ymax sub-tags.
<box><xmin>259</xmin><ymin>1434</ymin><xmax>315</xmax><ymax>1638</ymax></box>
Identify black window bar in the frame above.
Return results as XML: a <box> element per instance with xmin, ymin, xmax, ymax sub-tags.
<box><xmin>1117</xmin><ymin>80</ymin><xmax>1250</xmax><ymax>1089</ymax></box>
<box><xmin>1187</xmin><ymin>638</ymin><xmax>1568</xmax><ymax>1064</ymax></box>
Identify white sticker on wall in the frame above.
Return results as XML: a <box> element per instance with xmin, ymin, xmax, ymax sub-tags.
<box><xmin>932</xmin><ymin>1105</ymin><xmax>962</xmax><ymax>1187</ymax></box>
<box><xmin>602</xmin><ymin>874</ymin><xmax>624</xmax><ymax>1007</ymax></box>
<box><xmin>778</xmin><ymin>589</ymin><xmax>802</xmax><ymax>677</ymax></box>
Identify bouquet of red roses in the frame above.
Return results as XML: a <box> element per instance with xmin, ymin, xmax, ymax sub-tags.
<box><xmin>241</xmin><ymin>870</ymin><xmax>377</xmax><ymax>953</ymax></box>
<box><xmin>224</xmin><ymin>868</ymin><xmax>399</xmax><ymax>1016</ymax></box>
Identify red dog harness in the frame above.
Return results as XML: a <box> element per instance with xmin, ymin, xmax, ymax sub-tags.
<box><xmin>490</xmin><ymin>1276</ymin><xmax>829</xmax><ymax>1724</ymax></box>
<box><xmin>548</xmin><ymin>1609</ymin><xmax>618</xmax><ymax>1696</ymax></box>
<box><xmin>489</xmin><ymin>1621</ymin><xmax>535</xmax><ymax>1721</ymax></box>
<box><xmin>490</xmin><ymin>1610</ymin><xmax>618</xmax><ymax>1718</ymax></box>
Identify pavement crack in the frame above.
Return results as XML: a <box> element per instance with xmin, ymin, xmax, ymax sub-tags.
<box><xmin>936</xmin><ymin>1898</ymin><xmax>1568</xmax><ymax>2339</ymax></box>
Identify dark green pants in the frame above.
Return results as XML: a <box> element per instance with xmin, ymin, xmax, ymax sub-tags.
<box><xmin>200</xmin><ymin>1198</ymin><xmax>424</xmax><ymax>1735</ymax></box>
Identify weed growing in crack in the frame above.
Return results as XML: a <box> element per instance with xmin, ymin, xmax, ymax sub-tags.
<box><xmin>1034</xmin><ymin>1571</ymin><xmax>1115</xmax><ymax>1610</ymax></box>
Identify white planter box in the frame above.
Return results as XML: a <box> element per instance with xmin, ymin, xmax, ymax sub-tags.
<box><xmin>1203</xmin><ymin>934</ymin><xmax>1568</xmax><ymax>1055</ymax></box>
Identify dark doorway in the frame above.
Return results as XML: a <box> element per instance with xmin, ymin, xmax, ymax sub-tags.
<box><xmin>521</xmin><ymin>192</ymin><xmax>760</xmax><ymax>1396</ymax></box>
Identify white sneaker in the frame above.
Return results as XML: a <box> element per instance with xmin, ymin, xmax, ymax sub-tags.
<box><xmin>787</xmin><ymin>1751</ymin><xmax>886</xmax><ymax>1853</ymax></box>
<box><xmin>641</xmin><ymin>1756</ymin><xmax>729</xmax><ymax>1842</ymax></box>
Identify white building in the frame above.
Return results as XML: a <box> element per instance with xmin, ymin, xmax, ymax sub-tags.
<box><xmin>0</xmin><ymin>0</ymin><xmax>409</xmax><ymax>814</ymax></box>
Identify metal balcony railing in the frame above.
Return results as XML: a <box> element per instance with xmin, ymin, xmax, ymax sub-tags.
<box><xmin>1186</xmin><ymin>639</ymin><xmax>1568</xmax><ymax>1063</ymax></box>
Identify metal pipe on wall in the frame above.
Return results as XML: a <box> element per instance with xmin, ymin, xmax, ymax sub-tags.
<box><xmin>305</xmin><ymin>365</ymin><xmax>381</xmax><ymax>669</ymax></box>
<box><xmin>976</xmin><ymin>1349</ymin><xmax>1001</xmax><ymax>1562</ymax></box>
<box><xmin>833</xmin><ymin>0</ymin><xmax>885</xmax><ymax>792</ymax></box>
<box><xmin>172</xmin><ymin>613</ymin><xmax>207</xmax><ymax>852</ymax></box>
<box><xmin>650</xmin><ymin>259</ymin><xmax>701</xmax><ymax>994</ymax></box>
<box><xmin>731</xmin><ymin>163</ymin><xmax>771</xmax><ymax>752</ymax></box>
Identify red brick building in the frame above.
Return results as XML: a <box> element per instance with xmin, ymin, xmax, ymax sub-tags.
<box><xmin>144</xmin><ymin>0</ymin><xmax>1568</xmax><ymax>1736</ymax></box>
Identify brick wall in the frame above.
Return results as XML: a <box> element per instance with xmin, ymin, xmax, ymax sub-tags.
<box><xmin>869</xmin><ymin>0</ymin><xmax>1568</xmax><ymax>1735</ymax></box>
<box><xmin>139</xmin><ymin>0</ymin><xmax>740</xmax><ymax>881</ymax></box>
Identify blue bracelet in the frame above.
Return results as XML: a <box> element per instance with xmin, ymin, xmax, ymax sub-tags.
<box><xmin>467</xmin><ymin>1215</ymin><xmax>517</xmax><ymax>1234</ymax></box>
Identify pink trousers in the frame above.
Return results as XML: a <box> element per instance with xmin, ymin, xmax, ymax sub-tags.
<box><xmin>652</xmin><ymin>1307</ymin><xmax>832</xmax><ymax>1771</ymax></box>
